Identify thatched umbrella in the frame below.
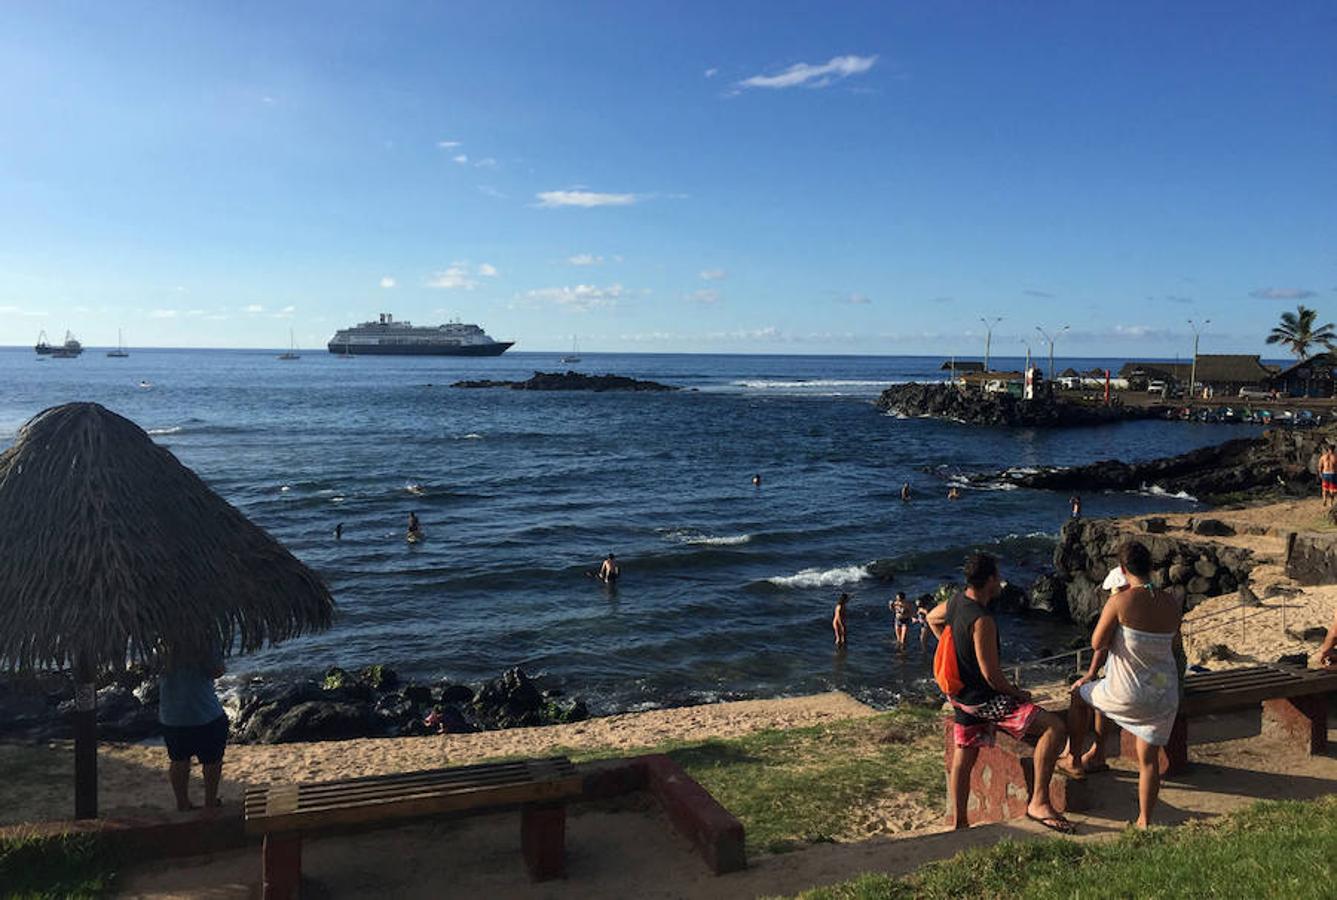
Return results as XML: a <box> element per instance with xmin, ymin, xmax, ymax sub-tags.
<box><xmin>0</xmin><ymin>402</ymin><xmax>335</xmax><ymax>818</ymax></box>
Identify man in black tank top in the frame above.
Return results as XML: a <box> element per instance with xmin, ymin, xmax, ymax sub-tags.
<box><xmin>926</xmin><ymin>553</ymin><xmax>1073</xmax><ymax>833</ymax></box>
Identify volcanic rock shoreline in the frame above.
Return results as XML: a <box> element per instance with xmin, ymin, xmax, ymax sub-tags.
<box><xmin>976</xmin><ymin>425</ymin><xmax>1328</xmax><ymax>503</ymax></box>
<box><xmin>452</xmin><ymin>370</ymin><xmax>679</xmax><ymax>392</ymax></box>
<box><xmin>0</xmin><ymin>664</ymin><xmax>589</xmax><ymax>745</ymax></box>
<box><xmin>877</xmin><ymin>382</ymin><xmax>1158</xmax><ymax>427</ymax></box>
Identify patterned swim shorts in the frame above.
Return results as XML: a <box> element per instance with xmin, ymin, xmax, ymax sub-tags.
<box><xmin>949</xmin><ymin>695</ymin><xmax>1042</xmax><ymax>748</ymax></box>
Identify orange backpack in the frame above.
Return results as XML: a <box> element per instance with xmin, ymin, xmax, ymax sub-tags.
<box><xmin>933</xmin><ymin>610</ymin><xmax>964</xmax><ymax>696</ymax></box>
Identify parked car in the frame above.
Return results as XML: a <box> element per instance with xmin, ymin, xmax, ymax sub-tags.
<box><xmin>1238</xmin><ymin>387</ymin><xmax>1270</xmax><ymax>400</ymax></box>
<box><xmin>1147</xmin><ymin>380</ymin><xmax>1166</xmax><ymax>393</ymax></box>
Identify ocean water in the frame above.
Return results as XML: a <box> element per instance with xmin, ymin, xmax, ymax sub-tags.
<box><xmin>0</xmin><ymin>348</ymin><xmax>1259</xmax><ymax>711</ymax></box>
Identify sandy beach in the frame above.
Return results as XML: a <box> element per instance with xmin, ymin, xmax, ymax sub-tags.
<box><xmin>3</xmin><ymin>691</ymin><xmax>878</xmax><ymax>827</ymax></box>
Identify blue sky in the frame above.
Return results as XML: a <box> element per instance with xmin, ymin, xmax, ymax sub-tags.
<box><xmin>1</xmin><ymin>2</ymin><xmax>1333</xmax><ymax>355</ymax></box>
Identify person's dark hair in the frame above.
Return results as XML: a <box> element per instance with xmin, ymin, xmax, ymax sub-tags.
<box><xmin>837</xmin><ymin>592</ymin><xmax>849</xmax><ymax>603</ymax></box>
<box><xmin>895</xmin><ymin>591</ymin><xmax>906</xmax><ymax>600</ymax></box>
<box><xmin>963</xmin><ymin>552</ymin><xmax>998</xmax><ymax>589</ymax></box>
<box><xmin>1119</xmin><ymin>541</ymin><xmax>1152</xmax><ymax>579</ymax></box>
<box><xmin>917</xmin><ymin>593</ymin><xmax>934</xmax><ymax>608</ymax></box>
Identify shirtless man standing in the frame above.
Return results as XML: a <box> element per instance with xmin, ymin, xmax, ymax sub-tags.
<box><xmin>1320</xmin><ymin>446</ymin><xmax>1337</xmax><ymax>508</ymax></box>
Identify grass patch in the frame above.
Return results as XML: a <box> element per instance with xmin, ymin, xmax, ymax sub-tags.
<box><xmin>560</xmin><ymin>707</ymin><xmax>944</xmax><ymax>855</ymax></box>
<box><xmin>787</xmin><ymin>795</ymin><xmax>1337</xmax><ymax>899</ymax></box>
<box><xmin>0</xmin><ymin>828</ymin><xmax>118</xmax><ymax>898</ymax></box>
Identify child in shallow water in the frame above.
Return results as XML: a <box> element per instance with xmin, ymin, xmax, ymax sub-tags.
<box><xmin>890</xmin><ymin>592</ymin><xmax>912</xmax><ymax>647</ymax></box>
<box><xmin>832</xmin><ymin>593</ymin><xmax>849</xmax><ymax>646</ymax></box>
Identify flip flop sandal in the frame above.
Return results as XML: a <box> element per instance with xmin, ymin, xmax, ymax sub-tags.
<box><xmin>1026</xmin><ymin>813</ymin><xmax>1076</xmax><ymax>835</ymax></box>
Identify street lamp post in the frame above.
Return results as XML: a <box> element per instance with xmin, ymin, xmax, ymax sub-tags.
<box><xmin>979</xmin><ymin>316</ymin><xmax>1003</xmax><ymax>373</ymax></box>
<box><xmin>1035</xmin><ymin>324</ymin><xmax>1070</xmax><ymax>383</ymax></box>
<box><xmin>1188</xmin><ymin>319</ymin><xmax>1210</xmax><ymax>399</ymax></box>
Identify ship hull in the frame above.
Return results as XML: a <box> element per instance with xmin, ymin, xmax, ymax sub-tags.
<box><xmin>326</xmin><ymin>341</ymin><xmax>514</xmax><ymax>356</ymax></box>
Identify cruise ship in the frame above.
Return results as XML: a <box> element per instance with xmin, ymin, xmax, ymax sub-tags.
<box><xmin>326</xmin><ymin>313</ymin><xmax>514</xmax><ymax>356</ymax></box>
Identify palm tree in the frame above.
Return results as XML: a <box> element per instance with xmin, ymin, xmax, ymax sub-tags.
<box><xmin>1266</xmin><ymin>305</ymin><xmax>1337</xmax><ymax>360</ymax></box>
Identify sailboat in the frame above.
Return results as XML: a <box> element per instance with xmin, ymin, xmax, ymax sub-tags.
<box><xmin>107</xmin><ymin>329</ymin><xmax>129</xmax><ymax>358</ymax></box>
<box><xmin>559</xmin><ymin>336</ymin><xmax>581</xmax><ymax>364</ymax></box>
<box><xmin>278</xmin><ymin>329</ymin><xmax>301</xmax><ymax>360</ymax></box>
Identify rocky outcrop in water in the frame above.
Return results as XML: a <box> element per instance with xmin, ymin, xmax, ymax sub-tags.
<box><xmin>876</xmin><ymin>383</ymin><xmax>1155</xmax><ymax>427</ymax></box>
<box><xmin>1051</xmin><ymin>518</ymin><xmax>1254</xmax><ymax>625</ymax></box>
<box><xmin>452</xmin><ymin>371</ymin><xmax>679</xmax><ymax>392</ymax></box>
<box><xmin>0</xmin><ymin>664</ymin><xmax>589</xmax><ymax>745</ymax></box>
<box><xmin>979</xmin><ymin>427</ymin><xmax>1330</xmax><ymax>502</ymax></box>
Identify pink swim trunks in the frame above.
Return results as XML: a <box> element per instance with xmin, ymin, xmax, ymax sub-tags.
<box><xmin>949</xmin><ymin>695</ymin><xmax>1042</xmax><ymax>748</ymax></box>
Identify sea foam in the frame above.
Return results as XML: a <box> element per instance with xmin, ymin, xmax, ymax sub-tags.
<box><xmin>766</xmin><ymin>564</ymin><xmax>870</xmax><ymax>589</ymax></box>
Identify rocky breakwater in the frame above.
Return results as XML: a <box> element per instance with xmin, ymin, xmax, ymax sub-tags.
<box><xmin>984</xmin><ymin>425</ymin><xmax>1333</xmax><ymax>503</ymax></box>
<box><xmin>1049</xmin><ymin>517</ymin><xmax>1253</xmax><ymax>625</ymax></box>
<box><xmin>876</xmin><ymin>383</ymin><xmax>1156</xmax><ymax>427</ymax></box>
<box><xmin>0</xmin><ymin>664</ymin><xmax>588</xmax><ymax>745</ymax></box>
<box><xmin>453</xmin><ymin>370</ymin><xmax>680</xmax><ymax>392</ymax></box>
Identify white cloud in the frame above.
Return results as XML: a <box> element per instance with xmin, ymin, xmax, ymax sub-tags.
<box><xmin>840</xmin><ymin>292</ymin><xmax>872</xmax><ymax>304</ymax></box>
<box><xmin>699</xmin><ymin>268</ymin><xmax>727</xmax><ymax>281</ymax></box>
<box><xmin>737</xmin><ymin>55</ymin><xmax>877</xmax><ymax>91</ymax></box>
<box><xmin>380</xmin><ymin>276</ymin><xmax>396</xmax><ymax>289</ymax></box>
<box><xmin>437</xmin><ymin>140</ymin><xmax>462</xmax><ymax>149</ymax></box>
<box><xmin>0</xmin><ymin>305</ymin><xmax>48</xmax><ymax>317</ymax></box>
<box><xmin>524</xmin><ymin>283</ymin><xmax>625</xmax><ymax>312</ymax></box>
<box><xmin>536</xmin><ymin>190</ymin><xmax>637</xmax><ymax>208</ymax></box>
<box><xmin>687</xmin><ymin>289</ymin><xmax>721</xmax><ymax>305</ymax></box>
<box><xmin>427</xmin><ymin>263</ymin><xmax>476</xmax><ymax>290</ymax></box>
<box><xmin>568</xmin><ymin>254</ymin><xmax>603</xmax><ymax>266</ymax></box>
<box><xmin>427</xmin><ymin>262</ymin><xmax>497</xmax><ymax>290</ymax></box>
<box><xmin>1250</xmin><ymin>287</ymin><xmax>1317</xmax><ymax>300</ymax></box>
<box><xmin>474</xmin><ymin>157</ymin><xmax>498</xmax><ymax>169</ymax></box>
<box><xmin>704</xmin><ymin>67</ymin><xmax>719</xmax><ymax>78</ymax></box>
<box><xmin>243</xmin><ymin>304</ymin><xmax>265</xmax><ymax>313</ymax></box>
<box><xmin>149</xmin><ymin>309</ymin><xmax>178</xmax><ymax>319</ymax></box>
<box><xmin>274</xmin><ymin>305</ymin><xmax>296</xmax><ymax>318</ymax></box>
<box><xmin>452</xmin><ymin>154</ymin><xmax>469</xmax><ymax>165</ymax></box>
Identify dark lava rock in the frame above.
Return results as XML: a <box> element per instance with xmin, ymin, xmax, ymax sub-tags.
<box><xmin>875</xmin><ymin>382</ymin><xmax>1157</xmax><ymax>428</ymax></box>
<box><xmin>993</xmin><ymin>582</ymin><xmax>1029</xmax><ymax>614</ymax></box>
<box><xmin>359</xmin><ymin>665</ymin><xmax>398</xmax><ymax>691</ymax></box>
<box><xmin>261</xmin><ymin>701</ymin><xmax>374</xmax><ymax>744</ymax></box>
<box><xmin>1275</xmin><ymin>652</ymin><xmax>1309</xmax><ymax>667</ymax></box>
<box><xmin>1028</xmin><ymin>573</ymin><xmax>1068</xmax><ymax>616</ymax></box>
<box><xmin>1204</xmin><ymin>643</ymin><xmax>1236</xmax><ymax>662</ymax></box>
<box><xmin>1140</xmin><ymin>517</ymin><xmax>1169</xmax><ymax>534</ymax></box>
<box><xmin>1192</xmin><ymin>518</ymin><xmax>1236</xmax><ymax>537</ymax></box>
<box><xmin>1285</xmin><ymin>532</ymin><xmax>1337</xmax><ymax>586</ymax></box>
<box><xmin>453</xmin><ymin>371</ymin><xmax>679</xmax><ymax>392</ymax></box>
<box><xmin>438</xmin><ymin>683</ymin><xmax>475</xmax><ymax>704</ymax></box>
<box><xmin>430</xmin><ymin>704</ymin><xmax>476</xmax><ymax>735</ymax></box>
<box><xmin>473</xmin><ymin>668</ymin><xmax>546</xmax><ymax>728</ymax></box>
<box><xmin>402</xmin><ymin>684</ymin><xmax>433</xmax><ymax>704</ymax></box>
<box><xmin>977</xmin><ymin>426</ymin><xmax>1330</xmax><ymax>503</ymax></box>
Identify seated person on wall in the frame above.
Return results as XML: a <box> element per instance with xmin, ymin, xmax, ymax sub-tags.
<box><xmin>1063</xmin><ymin>540</ymin><xmax>1183</xmax><ymax>829</ymax></box>
<box><xmin>926</xmin><ymin>552</ymin><xmax>1073</xmax><ymax>833</ymax></box>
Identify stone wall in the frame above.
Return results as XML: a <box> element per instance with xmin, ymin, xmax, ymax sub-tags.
<box><xmin>1051</xmin><ymin>518</ymin><xmax>1252</xmax><ymax>625</ymax></box>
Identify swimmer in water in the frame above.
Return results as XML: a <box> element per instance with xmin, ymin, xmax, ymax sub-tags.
<box><xmin>833</xmin><ymin>593</ymin><xmax>848</xmax><ymax>646</ymax></box>
<box><xmin>752</xmin><ymin>473</ymin><xmax>762</xmax><ymax>487</ymax></box>
<box><xmin>948</xmin><ymin>486</ymin><xmax>961</xmax><ymax>501</ymax></box>
<box><xmin>901</xmin><ymin>482</ymin><xmax>912</xmax><ymax>502</ymax></box>
<box><xmin>890</xmin><ymin>591</ymin><xmax>912</xmax><ymax>647</ymax></box>
<box><xmin>407</xmin><ymin>512</ymin><xmax>421</xmax><ymax>536</ymax></box>
<box><xmin>335</xmin><ymin>523</ymin><xmax>343</xmax><ymax>540</ymax></box>
<box><xmin>598</xmin><ymin>553</ymin><xmax>620</xmax><ymax>583</ymax></box>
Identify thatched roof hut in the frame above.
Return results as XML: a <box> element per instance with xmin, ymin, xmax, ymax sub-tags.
<box><xmin>0</xmin><ymin>402</ymin><xmax>335</xmax><ymax>818</ymax></box>
<box><xmin>0</xmin><ymin>402</ymin><xmax>335</xmax><ymax>672</ymax></box>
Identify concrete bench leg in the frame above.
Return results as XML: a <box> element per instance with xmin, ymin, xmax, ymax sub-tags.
<box><xmin>521</xmin><ymin>802</ymin><xmax>566</xmax><ymax>881</ymax></box>
<box><xmin>1117</xmin><ymin>715</ymin><xmax>1188</xmax><ymax>776</ymax></box>
<box><xmin>1263</xmin><ymin>696</ymin><xmax>1328</xmax><ymax>754</ymax></box>
<box><xmin>262</xmin><ymin>833</ymin><xmax>302</xmax><ymax>900</ymax></box>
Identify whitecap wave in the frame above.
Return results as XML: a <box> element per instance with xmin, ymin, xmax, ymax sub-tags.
<box><xmin>462</xmin><ymin>433</ymin><xmax>484</xmax><ymax>440</ymax></box>
<box><xmin>735</xmin><ymin>379</ymin><xmax>896</xmax><ymax>389</ymax></box>
<box><xmin>146</xmin><ymin>426</ymin><xmax>181</xmax><ymax>435</ymax></box>
<box><xmin>1140</xmin><ymin>484</ymin><xmax>1198</xmax><ymax>502</ymax></box>
<box><xmin>664</xmin><ymin>530</ymin><xmax>752</xmax><ymax>546</ymax></box>
<box><xmin>766</xmin><ymin>564</ymin><xmax>871</xmax><ymax>589</ymax></box>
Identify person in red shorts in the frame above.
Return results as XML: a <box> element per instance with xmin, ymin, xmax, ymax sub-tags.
<box><xmin>926</xmin><ymin>552</ymin><xmax>1072</xmax><ymax>833</ymax></box>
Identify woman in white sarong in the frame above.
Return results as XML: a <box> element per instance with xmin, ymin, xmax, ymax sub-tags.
<box><xmin>1061</xmin><ymin>540</ymin><xmax>1183</xmax><ymax>828</ymax></box>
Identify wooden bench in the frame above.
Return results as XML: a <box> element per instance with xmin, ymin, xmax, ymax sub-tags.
<box><xmin>1113</xmin><ymin>664</ymin><xmax>1337</xmax><ymax>776</ymax></box>
<box><xmin>244</xmin><ymin>756</ymin><xmax>583</xmax><ymax>899</ymax></box>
